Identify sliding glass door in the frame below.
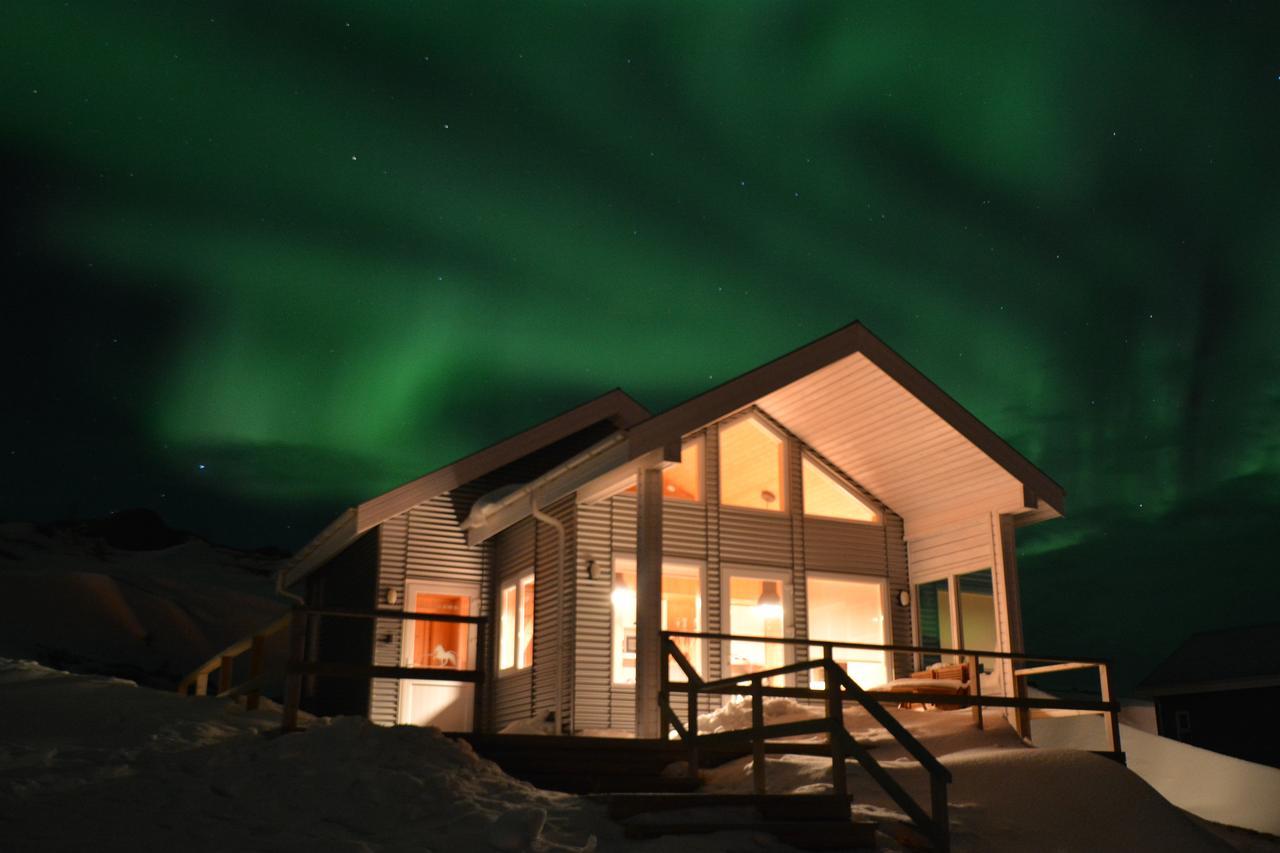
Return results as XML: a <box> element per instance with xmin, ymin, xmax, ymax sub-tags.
<box><xmin>915</xmin><ymin>568</ymin><xmax>997</xmax><ymax>675</ymax></box>
<box><xmin>724</xmin><ymin>568</ymin><xmax>790</xmax><ymax>686</ymax></box>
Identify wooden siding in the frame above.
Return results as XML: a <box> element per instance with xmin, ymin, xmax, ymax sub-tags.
<box><xmin>533</xmin><ymin>495</ymin><xmax>576</xmax><ymax>730</ymax></box>
<box><xmin>757</xmin><ymin>352</ymin><xmax>1030</xmax><ymax>537</ymax></box>
<box><xmin>491</xmin><ymin>518</ymin><xmax>535</xmax><ymax>729</ymax></box>
<box><xmin>369</xmin><ymin>482</ymin><xmax>491</xmax><ymax>727</ymax></box>
<box><xmin>573</xmin><ymin>501</ymin><xmax>614</xmax><ymax>731</ymax></box>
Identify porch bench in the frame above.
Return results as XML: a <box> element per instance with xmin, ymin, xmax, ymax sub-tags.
<box><xmin>869</xmin><ymin>662</ymin><xmax>971</xmax><ymax>710</ymax></box>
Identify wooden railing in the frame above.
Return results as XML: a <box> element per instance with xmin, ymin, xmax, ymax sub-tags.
<box><xmin>661</xmin><ymin>634</ymin><xmax>954</xmax><ymax>852</ymax></box>
<box><xmin>178</xmin><ymin>606</ymin><xmax>488</xmax><ymax>731</ymax></box>
<box><xmin>660</xmin><ymin>631</ymin><xmax>1124</xmax><ymax>853</ymax></box>
<box><xmin>177</xmin><ymin>613</ymin><xmax>290</xmax><ymax>709</ymax></box>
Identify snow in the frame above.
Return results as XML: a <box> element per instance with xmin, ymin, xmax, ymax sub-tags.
<box><xmin>0</xmin><ymin>660</ymin><xmax>785</xmax><ymax>852</ymax></box>
<box><xmin>1033</xmin><ymin>712</ymin><xmax>1280</xmax><ymax>836</ymax></box>
<box><xmin>0</xmin><ymin>520</ymin><xmax>286</xmax><ymax>687</ymax></box>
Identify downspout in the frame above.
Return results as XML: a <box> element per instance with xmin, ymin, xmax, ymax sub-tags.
<box><xmin>531</xmin><ymin>498</ymin><xmax>568</xmax><ymax>736</ymax></box>
<box><xmin>275</xmin><ymin>566</ymin><xmax>306</xmax><ymax>606</ymax></box>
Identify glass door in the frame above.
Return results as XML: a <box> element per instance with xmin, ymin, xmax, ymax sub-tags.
<box><xmin>398</xmin><ymin>581</ymin><xmax>479</xmax><ymax>731</ymax></box>
<box><xmin>723</xmin><ymin>568</ymin><xmax>790</xmax><ymax>686</ymax></box>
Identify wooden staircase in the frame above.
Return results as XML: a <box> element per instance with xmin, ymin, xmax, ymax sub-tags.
<box><xmin>455</xmin><ymin>734</ymin><xmax>882</xmax><ymax>850</ymax></box>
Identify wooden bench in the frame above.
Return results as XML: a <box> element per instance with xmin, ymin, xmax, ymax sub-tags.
<box><xmin>870</xmin><ymin>662</ymin><xmax>972</xmax><ymax>710</ymax></box>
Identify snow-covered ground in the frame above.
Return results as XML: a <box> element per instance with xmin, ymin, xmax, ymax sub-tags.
<box><xmin>1032</xmin><ymin>712</ymin><xmax>1280</xmax><ymax>837</ymax></box>
<box><xmin>6</xmin><ymin>661</ymin><xmax>1274</xmax><ymax>853</ymax></box>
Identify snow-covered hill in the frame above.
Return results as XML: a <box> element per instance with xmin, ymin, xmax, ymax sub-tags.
<box><xmin>0</xmin><ymin>510</ymin><xmax>288</xmax><ymax>688</ymax></box>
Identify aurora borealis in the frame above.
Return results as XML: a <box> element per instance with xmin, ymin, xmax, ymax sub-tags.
<box><xmin>4</xmin><ymin>3</ymin><xmax>1279</xmax><ymax>686</ymax></box>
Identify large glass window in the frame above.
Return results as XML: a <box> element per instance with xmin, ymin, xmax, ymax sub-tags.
<box><xmin>625</xmin><ymin>438</ymin><xmax>702</xmax><ymax>502</ymax></box>
<box><xmin>611</xmin><ymin>557</ymin><xmax>702</xmax><ymax>684</ymax></box>
<box><xmin>499</xmin><ymin>573</ymin><xmax>534</xmax><ymax>673</ymax></box>
<box><xmin>916</xmin><ymin>578</ymin><xmax>953</xmax><ymax>668</ymax></box>
<box><xmin>807</xmin><ymin>575</ymin><xmax>888</xmax><ymax>688</ymax></box>
<box><xmin>802</xmin><ymin>456</ymin><xmax>877</xmax><ymax>522</ymax></box>
<box><xmin>725</xmin><ymin>572</ymin><xmax>788</xmax><ymax>686</ymax></box>
<box><xmin>957</xmin><ymin>569</ymin><xmax>995</xmax><ymax>674</ymax></box>
<box><xmin>719</xmin><ymin>415</ymin><xmax>785</xmax><ymax>512</ymax></box>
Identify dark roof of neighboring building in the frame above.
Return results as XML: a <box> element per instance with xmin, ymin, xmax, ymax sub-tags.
<box><xmin>1139</xmin><ymin>623</ymin><xmax>1280</xmax><ymax>696</ymax></box>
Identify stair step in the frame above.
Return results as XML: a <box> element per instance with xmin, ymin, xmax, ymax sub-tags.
<box><xmin>511</xmin><ymin>773</ymin><xmax>701</xmax><ymax>794</ymax></box>
<box><xmin>622</xmin><ymin>818</ymin><xmax>878</xmax><ymax>851</ymax></box>
<box><xmin>595</xmin><ymin>792</ymin><xmax>851</xmax><ymax>821</ymax></box>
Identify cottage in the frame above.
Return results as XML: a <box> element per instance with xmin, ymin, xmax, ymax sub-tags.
<box><xmin>277</xmin><ymin>321</ymin><xmax>1065</xmax><ymax>738</ymax></box>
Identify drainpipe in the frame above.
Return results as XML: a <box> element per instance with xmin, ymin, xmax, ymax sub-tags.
<box><xmin>275</xmin><ymin>566</ymin><xmax>306</xmax><ymax>606</ymax></box>
<box><xmin>531</xmin><ymin>498</ymin><xmax>567</xmax><ymax>736</ymax></box>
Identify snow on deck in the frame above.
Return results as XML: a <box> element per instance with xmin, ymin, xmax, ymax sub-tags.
<box><xmin>1</xmin><ymin>662</ymin><xmax>1266</xmax><ymax>852</ymax></box>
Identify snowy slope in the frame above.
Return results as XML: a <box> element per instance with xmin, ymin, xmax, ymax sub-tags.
<box><xmin>1032</xmin><ymin>712</ymin><xmax>1280</xmax><ymax>837</ymax></box>
<box><xmin>5</xmin><ymin>664</ymin><xmax>1269</xmax><ymax>853</ymax></box>
<box><xmin>0</xmin><ymin>515</ymin><xmax>287</xmax><ymax>688</ymax></box>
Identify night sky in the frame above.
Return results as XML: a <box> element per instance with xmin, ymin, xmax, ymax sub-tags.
<box><xmin>4</xmin><ymin>3</ymin><xmax>1278</xmax><ymax>688</ymax></box>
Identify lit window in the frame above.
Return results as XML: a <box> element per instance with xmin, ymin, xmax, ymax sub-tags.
<box><xmin>725</xmin><ymin>574</ymin><xmax>787</xmax><ymax>686</ymax></box>
<box><xmin>719</xmin><ymin>415</ymin><xmax>785</xmax><ymax>512</ymax></box>
<box><xmin>625</xmin><ymin>438</ymin><xmax>702</xmax><ymax>501</ymax></box>
<box><xmin>807</xmin><ymin>575</ymin><xmax>887</xmax><ymax>689</ymax></box>
<box><xmin>519</xmin><ymin>574</ymin><xmax>535</xmax><ymax>669</ymax></box>
<box><xmin>499</xmin><ymin>584</ymin><xmax>516</xmax><ymax>670</ymax></box>
<box><xmin>802</xmin><ymin>456</ymin><xmax>877</xmax><ymax>522</ymax></box>
<box><xmin>611</xmin><ymin>556</ymin><xmax>702</xmax><ymax>684</ymax></box>
<box><xmin>499</xmin><ymin>573</ymin><xmax>534</xmax><ymax>672</ymax></box>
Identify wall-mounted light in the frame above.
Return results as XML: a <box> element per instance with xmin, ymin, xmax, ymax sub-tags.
<box><xmin>386</xmin><ymin>588</ymin><xmax>399</xmax><ymax>606</ymax></box>
<box><xmin>756</xmin><ymin>582</ymin><xmax>783</xmax><ymax>620</ymax></box>
<box><xmin>896</xmin><ymin>589</ymin><xmax>911</xmax><ymax>608</ymax></box>
<box><xmin>586</xmin><ymin>558</ymin><xmax>596</xmax><ymax>580</ymax></box>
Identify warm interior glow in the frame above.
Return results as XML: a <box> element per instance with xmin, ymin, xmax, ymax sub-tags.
<box><xmin>611</xmin><ymin>556</ymin><xmax>702</xmax><ymax>684</ymax></box>
<box><xmin>624</xmin><ymin>438</ymin><xmax>702</xmax><ymax>501</ymax></box>
<box><xmin>807</xmin><ymin>575</ymin><xmax>888</xmax><ymax>688</ymax></box>
<box><xmin>727</xmin><ymin>574</ymin><xmax>786</xmax><ymax>685</ymax></box>
<box><xmin>802</xmin><ymin>456</ymin><xmax>877</xmax><ymax>522</ymax></box>
<box><xmin>499</xmin><ymin>584</ymin><xmax>516</xmax><ymax>670</ymax></box>
<box><xmin>719</xmin><ymin>415</ymin><xmax>785</xmax><ymax>512</ymax></box>
<box><xmin>410</xmin><ymin>592</ymin><xmax>470</xmax><ymax>669</ymax></box>
<box><xmin>519</xmin><ymin>574</ymin><xmax>535</xmax><ymax>669</ymax></box>
<box><xmin>498</xmin><ymin>574</ymin><xmax>534</xmax><ymax>671</ymax></box>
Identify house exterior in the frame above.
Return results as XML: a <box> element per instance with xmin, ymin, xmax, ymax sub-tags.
<box><xmin>1139</xmin><ymin>623</ymin><xmax>1280</xmax><ymax>768</ymax></box>
<box><xmin>280</xmin><ymin>322</ymin><xmax>1065</xmax><ymax>737</ymax></box>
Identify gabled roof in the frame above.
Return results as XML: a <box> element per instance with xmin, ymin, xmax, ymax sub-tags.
<box><xmin>282</xmin><ymin>388</ymin><xmax>648</xmax><ymax>586</ymax></box>
<box><xmin>1139</xmin><ymin>623</ymin><xmax>1280</xmax><ymax>696</ymax></box>
<box><xmin>625</xmin><ymin>321</ymin><xmax>1064</xmax><ymax>521</ymax></box>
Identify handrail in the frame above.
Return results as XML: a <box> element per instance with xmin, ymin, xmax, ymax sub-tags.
<box><xmin>663</xmin><ymin>628</ymin><xmax>1110</xmax><ymax>667</ymax></box>
<box><xmin>661</xmin><ymin>633</ymin><xmax>953</xmax><ymax>852</ymax></box>
<box><xmin>177</xmin><ymin>613</ymin><xmax>291</xmax><ymax>709</ymax></box>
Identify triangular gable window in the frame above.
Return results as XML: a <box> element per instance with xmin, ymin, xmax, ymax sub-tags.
<box><xmin>802</xmin><ymin>456</ymin><xmax>877</xmax><ymax>522</ymax></box>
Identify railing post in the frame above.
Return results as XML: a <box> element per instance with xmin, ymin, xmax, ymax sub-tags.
<box><xmin>751</xmin><ymin>675</ymin><xmax>766</xmax><ymax>795</ymax></box>
<box><xmin>246</xmin><ymin>633</ymin><xmax>266</xmax><ymax>711</ymax></box>
<box><xmin>825</xmin><ymin>660</ymin><xmax>848</xmax><ymax>802</ymax></box>
<box><xmin>474</xmin><ymin>616</ymin><xmax>488</xmax><ymax>733</ymax></box>
<box><xmin>1013</xmin><ymin>668</ymin><xmax>1031</xmax><ymax>740</ymax></box>
<box><xmin>218</xmin><ymin>654</ymin><xmax>235</xmax><ymax>697</ymax></box>
<box><xmin>687</xmin><ymin>680</ymin><xmax>699</xmax><ymax>778</ymax></box>
<box><xmin>660</xmin><ymin>638</ymin><xmax>671</xmax><ymax>742</ymax></box>
<box><xmin>1099</xmin><ymin>661</ymin><xmax>1122</xmax><ymax>755</ymax></box>
<box><xmin>282</xmin><ymin>607</ymin><xmax>306</xmax><ymax>732</ymax></box>
<box><xmin>194</xmin><ymin>671</ymin><xmax>209</xmax><ymax>697</ymax></box>
<box><xmin>931</xmin><ymin>772</ymin><xmax>951</xmax><ymax>853</ymax></box>
<box><xmin>970</xmin><ymin>654</ymin><xmax>983</xmax><ymax>730</ymax></box>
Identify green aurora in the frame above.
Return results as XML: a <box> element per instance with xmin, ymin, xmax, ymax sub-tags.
<box><xmin>4</xmin><ymin>3</ymin><xmax>1279</xmax><ymax>687</ymax></box>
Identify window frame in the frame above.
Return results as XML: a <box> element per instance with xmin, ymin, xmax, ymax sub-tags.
<box><xmin>717</xmin><ymin>412</ymin><xmax>789</xmax><ymax>515</ymax></box>
<box><xmin>799</xmin><ymin>452</ymin><xmax>880</xmax><ymax>525</ymax></box>
<box><xmin>720</xmin><ymin>563</ymin><xmax>794</xmax><ymax>685</ymax></box>
<box><xmin>804</xmin><ymin>570</ymin><xmax>889</xmax><ymax>688</ymax></box>
<box><xmin>621</xmin><ymin>434</ymin><xmax>706</xmax><ymax>505</ymax></box>
<box><xmin>609</xmin><ymin>553</ymin><xmax>706</xmax><ymax>686</ymax></box>
<box><xmin>497</xmin><ymin>571</ymin><xmax>535</xmax><ymax>676</ymax></box>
